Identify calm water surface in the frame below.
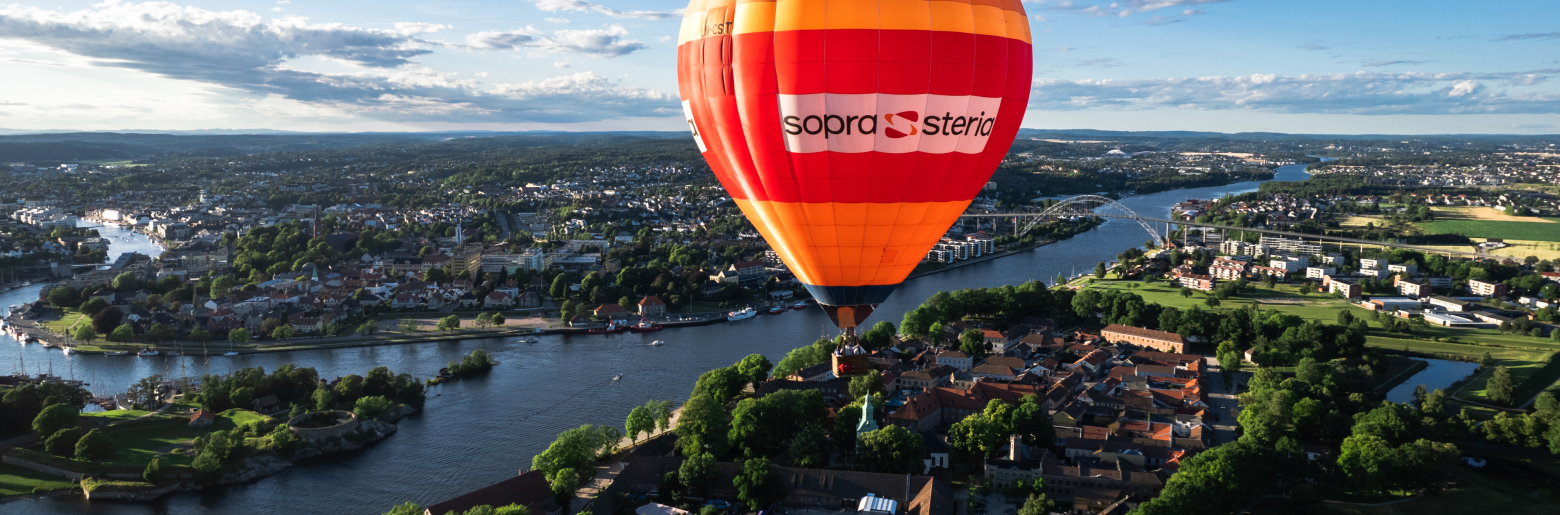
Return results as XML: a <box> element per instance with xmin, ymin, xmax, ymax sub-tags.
<box><xmin>1385</xmin><ymin>359</ymin><xmax>1481</xmax><ymax>405</ymax></box>
<box><xmin>1</xmin><ymin>163</ymin><xmax>1312</xmax><ymax>514</ymax></box>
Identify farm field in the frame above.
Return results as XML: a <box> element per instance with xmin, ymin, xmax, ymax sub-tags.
<box><xmin>1430</xmin><ymin>206</ymin><xmax>1555</xmax><ymax>222</ymax></box>
<box><xmin>1417</xmin><ymin>219</ymin><xmax>1560</xmax><ymax>242</ymax></box>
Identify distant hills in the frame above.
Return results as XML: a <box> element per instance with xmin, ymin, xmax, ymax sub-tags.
<box><xmin>2</xmin><ymin>128</ymin><xmax>1553</xmax><ymax>164</ymax></box>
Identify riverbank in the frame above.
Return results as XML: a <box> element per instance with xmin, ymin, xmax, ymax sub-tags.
<box><xmin>1</xmin><ymin>405</ymin><xmax>418</xmax><ymax>504</ymax></box>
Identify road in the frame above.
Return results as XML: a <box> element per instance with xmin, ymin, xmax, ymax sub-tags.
<box><xmin>1203</xmin><ymin>356</ymin><xmax>1243</xmax><ymax>445</ymax></box>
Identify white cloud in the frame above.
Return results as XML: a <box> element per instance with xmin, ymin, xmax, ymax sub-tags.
<box><xmin>464</xmin><ymin>28</ymin><xmax>542</xmax><ymax>50</ymax></box>
<box><xmin>1362</xmin><ymin>60</ymin><xmax>1426</xmax><ymax>67</ymax></box>
<box><xmin>1030</xmin><ymin>70</ymin><xmax>1560</xmax><ymax>115</ymax></box>
<box><xmin>474</xmin><ymin>71</ymin><xmax>489</xmax><ymax>77</ymax></box>
<box><xmin>276</xmin><ymin>1</ymin><xmax>290</xmax><ymax>4</ymax></box>
<box><xmin>1037</xmin><ymin>0</ymin><xmax>1230</xmax><ymax>18</ymax></box>
<box><xmin>545</xmin><ymin>17</ymin><xmax>570</xmax><ymax>24</ymax></box>
<box><xmin>536</xmin><ymin>25</ymin><xmax>646</xmax><ymax>58</ymax></box>
<box><xmin>529</xmin><ymin>0</ymin><xmax>678</xmax><ymax>21</ymax></box>
<box><xmin>554</xmin><ymin>61</ymin><xmax>571</xmax><ymax>68</ymax></box>
<box><xmin>270</xmin><ymin>7</ymin><xmax>283</xmax><ymax>12</ymax></box>
<box><xmin>0</xmin><ymin>0</ymin><xmax>674</xmax><ymax>122</ymax></box>
<box><xmin>462</xmin><ymin>24</ymin><xmax>646</xmax><ymax>57</ymax></box>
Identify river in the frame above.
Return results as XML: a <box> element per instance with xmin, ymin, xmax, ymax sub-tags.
<box><xmin>1</xmin><ymin>162</ymin><xmax>1313</xmax><ymax>514</ymax></box>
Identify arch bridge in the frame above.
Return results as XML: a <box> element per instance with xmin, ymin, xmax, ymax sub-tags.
<box><xmin>961</xmin><ymin>195</ymin><xmax>1166</xmax><ymax>246</ymax></box>
<box><xmin>961</xmin><ymin>195</ymin><xmax>1487</xmax><ymax>258</ymax></box>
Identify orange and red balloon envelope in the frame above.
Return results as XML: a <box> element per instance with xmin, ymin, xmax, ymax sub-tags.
<box><xmin>677</xmin><ymin>0</ymin><xmax>1033</xmax><ymax>328</ymax></box>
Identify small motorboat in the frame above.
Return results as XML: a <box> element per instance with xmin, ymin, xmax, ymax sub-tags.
<box><xmin>223</xmin><ymin>351</ymin><xmax>240</xmax><ymax>356</ymax></box>
<box><xmin>649</xmin><ymin>340</ymin><xmax>664</xmax><ymax>346</ymax></box>
<box><xmin>791</xmin><ymin>300</ymin><xmax>810</xmax><ymax>310</ymax></box>
<box><xmin>612</xmin><ymin>374</ymin><xmax>623</xmax><ymax>381</ymax></box>
<box><xmin>62</xmin><ymin>346</ymin><xmax>77</xmax><ymax>355</ymax></box>
<box><xmin>767</xmin><ymin>306</ymin><xmax>786</xmax><ymax>315</ymax></box>
<box><xmin>137</xmin><ymin>348</ymin><xmax>159</xmax><ymax>357</ymax></box>
<box><xmin>524</xmin><ymin>337</ymin><xmax>539</xmax><ymax>344</ymax></box>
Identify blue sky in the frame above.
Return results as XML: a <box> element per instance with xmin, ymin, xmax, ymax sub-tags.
<box><xmin>0</xmin><ymin>0</ymin><xmax>1556</xmax><ymax>134</ymax></box>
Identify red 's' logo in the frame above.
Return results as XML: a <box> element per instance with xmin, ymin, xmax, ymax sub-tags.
<box><xmin>883</xmin><ymin>111</ymin><xmax>920</xmax><ymax>139</ymax></box>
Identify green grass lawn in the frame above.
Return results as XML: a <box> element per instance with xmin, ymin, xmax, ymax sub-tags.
<box><xmin>0</xmin><ymin>462</ymin><xmax>76</xmax><ymax>497</ymax></box>
<box><xmin>42</xmin><ymin>309</ymin><xmax>88</xmax><ymax>335</ymax></box>
<box><xmin>1327</xmin><ymin>467</ymin><xmax>1560</xmax><ymax>515</ymax></box>
<box><xmin>89</xmin><ymin>410</ymin><xmax>270</xmax><ymax>468</ymax></box>
<box><xmin>81</xmin><ymin>409</ymin><xmax>152</xmax><ymax>422</ymax></box>
<box><xmin>1418</xmin><ymin>219</ymin><xmax>1560</xmax><ymax>242</ymax></box>
<box><xmin>1086</xmin><ymin>279</ymin><xmax>1355</xmax><ymax>323</ymax></box>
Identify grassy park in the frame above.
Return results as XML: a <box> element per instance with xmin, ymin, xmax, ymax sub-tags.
<box><xmin>1417</xmin><ymin>219</ymin><xmax>1560</xmax><ymax>242</ymax></box>
<box><xmin>0</xmin><ymin>462</ymin><xmax>77</xmax><ymax>497</ymax></box>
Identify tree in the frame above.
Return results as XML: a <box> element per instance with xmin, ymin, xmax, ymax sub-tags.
<box><xmin>476</xmin><ymin>312</ymin><xmax>493</xmax><ymax>329</ymax></box>
<box><xmin>625</xmin><ymin>406</ymin><xmax>654</xmax><ymax>445</ymax></box>
<box><xmin>1010</xmin><ymin>395</ymin><xmax>1054</xmax><ymax>448</ymax></box>
<box><xmin>550</xmin><ymin>467</ymin><xmax>579</xmax><ymax>514</ymax></box>
<box><xmin>650</xmin><ymin>400</ymin><xmax>674</xmax><ymax>434</ymax></box>
<box><xmin>359</xmin><ymin>321</ymin><xmax>380</xmax><ymax>336</ymax></box>
<box><xmin>75</xmin><ymin>428</ymin><xmax>116</xmax><ymax>461</ymax></box>
<box><xmin>949</xmin><ymin>412</ymin><xmax>1003</xmax><ymax>463</ymax></box>
<box><xmin>1339</xmin><ymin>434</ymin><xmax>1395</xmax><ymax>494</ymax></box>
<box><xmin>45</xmin><ymin>428</ymin><xmax>84</xmax><ymax>456</ymax></box>
<box><xmin>192</xmin><ymin>449</ymin><xmax>222</xmax><ymax>481</ymax></box>
<box><xmin>229</xmin><ymin>327</ymin><xmax>251</xmax><ymax>345</ymax></box>
<box><xmin>1180</xmin><ymin>287</ymin><xmax>1194</xmax><ymax>299</ymax></box>
<box><xmin>959</xmin><ymin>328</ymin><xmax>987</xmax><ymax>360</ymax></box>
<box><xmin>189</xmin><ymin>327</ymin><xmax>210</xmax><ymax>345</ymax></box>
<box><xmin>143</xmin><ymin>458</ymin><xmax>163</xmax><ymax>485</ymax></box>
<box><xmin>271</xmin><ymin>325</ymin><xmax>297</xmax><ymax>340</ymax></box>
<box><xmin>787</xmin><ymin>424</ymin><xmax>830</xmax><ymax>468</ymax></box>
<box><xmin>230</xmin><ymin>387</ymin><xmax>255</xmax><ymax>410</ymax></box>
<box><xmin>1488</xmin><ymin>366</ymin><xmax>1514</xmax><ymax>405</ymax></box>
<box><xmin>737</xmin><ymin>354</ymin><xmax>773</xmax><ymax>385</ymax></box>
<box><xmin>1017</xmin><ymin>492</ymin><xmax>1056</xmax><ymax>515</ymax></box>
<box><xmin>211</xmin><ymin>276</ymin><xmax>236</xmax><ymax>298</ymax></box>
<box><xmin>491</xmin><ymin>313</ymin><xmax>506</xmax><ymax>326</ymax></box>
<box><xmin>675</xmin><ymin>393</ymin><xmax>730</xmax><ymax>457</ymax></box>
<box><xmin>532</xmin><ymin>425</ymin><xmax>602</xmax><ymax>484</ymax></box>
<box><xmin>437</xmin><ymin>315</ymin><xmax>462</xmax><ymax>331</ymax></box>
<box><xmin>91</xmin><ymin>306</ymin><xmax>123</xmax><ymax>334</ymax></box>
<box><xmin>1094</xmin><ymin>261</ymin><xmax>1107</xmax><ymax>279</ymax></box>
<box><xmin>32</xmin><ymin>403</ymin><xmax>79</xmax><ymax>437</ymax></box>
<box><xmin>850</xmin><ymin>371</ymin><xmax>886</xmax><ymax>405</ymax></box>
<box><xmin>692</xmin><ymin>366</ymin><xmax>746</xmax><ymax>405</ymax></box>
<box><xmin>732</xmin><ymin>457</ymin><xmax>783</xmax><ymax>510</ymax></box>
<box><xmin>312</xmin><ymin>384</ymin><xmax>335</xmax><ymax>411</ymax></box>
<box><xmin>79</xmin><ymin>298</ymin><xmax>110</xmax><ymax>317</ymax></box>
<box><xmin>1216</xmin><ymin>341</ymin><xmax>1243</xmax><ymax>381</ymax></box>
<box><xmin>149</xmin><ymin>323</ymin><xmax>173</xmax><ymax>343</ymax></box>
<box><xmin>399</xmin><ymin>318</ymin><xmax>420</xmax><ymax>333</ymax></box>
<box><xmin>856</xmin><ymin>426</ymin><xmax>926</xmax><ymax>474</ymax></box>
<box><xmin>72</xmin><ymin>325</ymin><xmax>97</xmax><ymax>343</ymax></box>
<box><xmin>49</xmin><ymin>286</ymin><xmax>82</xmax><ymax>308</ymax></box>
<box><xmin>679</xmin><ymin>452</ymin><xmax>715</xmax><ymax>491</ymax></box>
<box><xmin>382</xmin><ymin>503</ymin><xmax>422</xmax><ymax>515</ymax></box>
<box><xmin>549</xmin><ymin>274</ymin><xmax>570</xmax><ymax>299</ymax></box>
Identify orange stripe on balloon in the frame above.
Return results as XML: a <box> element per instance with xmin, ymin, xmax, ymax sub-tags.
<box><xmin>737</xmin><ymin>199</ymin><xmax>972</xmax><ymax>287</ymax></box>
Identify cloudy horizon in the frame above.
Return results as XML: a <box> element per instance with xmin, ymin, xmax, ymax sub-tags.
<box><xmin>0</xmin><ymin>0</ymin><xmax>1556</xmax><ymax>135</ymax></box>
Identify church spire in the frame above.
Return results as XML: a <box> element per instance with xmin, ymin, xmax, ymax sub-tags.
<box><xmin>856</xmin><ymin>395</ymin><xmax>880</xmax><ymax>436</ymax></box>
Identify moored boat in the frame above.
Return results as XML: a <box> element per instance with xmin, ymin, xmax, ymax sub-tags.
<box><xmin>627</xmin><ymin>318</ymin><xmax>663</xmax><ymax>333</ymax></box>
<box><xmin>648</xmin><ymin>340</ymin><xmax>664</xmax><ymax>346</ymax></box>
<box><xmin>137</xmin><ymin>348</ymin><xmax>159</xmax><ymax>357</ymax></box>
<box><xmin>727</xmin><ymin>307</ymin><xmax>757</xmax><ymax>321</ymax></box>
<box><xmin>767</xmin><ymin>306</ymin><xmax>785</xmax><ymax>315</ymax></box>
<box><xmin>587</xmin><ymin>323</ymin><xmax>625</xmax><ymax>334</ymax></box>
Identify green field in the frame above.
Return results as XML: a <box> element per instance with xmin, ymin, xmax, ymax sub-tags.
<box><xmin>90</xmin><ymin>410</ymin><xmax>271</xmax><ymax>467</ymax></box>
<box><xmin>0</xmin><ymin>462</ymin><xmax>76</xmax><ymax>497</ymax></box>
<box><xmin>42</xmin><ymin>309</ymin><xmax>88</xmax><ymax>335</ymax></box>
<box><xmin>1418</xmin><ymin>219</ymin><xmax>1560</xmax><ymax>242</ymax></box>
<box><xmin>1324</xmin><ymin>467</ymin><xmax>1560</xmax><ymax>515</ymax></box>
<box><xmin>81</xmin><ymin>410</ymin><xmax>152</xmax><ymax>422</ymax></box>
<box><xmin>1085</xmin><ymin>279</ymin><xmax>1354</xmax><ymax>323</ymax></box>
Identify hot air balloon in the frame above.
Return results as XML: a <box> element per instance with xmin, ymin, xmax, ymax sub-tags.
<box><xmin>677</xmin><ymin>0</ymin><xmax>1033</xmax><ymax>333</ymax></box>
